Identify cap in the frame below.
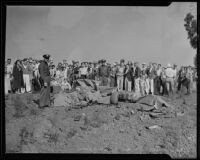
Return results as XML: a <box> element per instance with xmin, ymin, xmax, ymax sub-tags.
<box><xmin>43</xmin><ymin>54</ymin><xmax>50</xmax><ymax>60</ymax></box>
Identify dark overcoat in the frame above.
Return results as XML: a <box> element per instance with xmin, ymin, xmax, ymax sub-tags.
<box><xmin>12</xmin><ymin>65</ymin><xmax>24</xmax><ymax>91</ymax></box>
<box><xmin>38</xmin><ymin>60</ymin><xmax>51</xmax><ymax>107</ymax></box>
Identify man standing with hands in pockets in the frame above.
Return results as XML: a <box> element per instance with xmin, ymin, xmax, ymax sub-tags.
<box><xmin>38</xmin><ymin>54</ymin><xmax>51</xmax><ymax>109</ymax></box>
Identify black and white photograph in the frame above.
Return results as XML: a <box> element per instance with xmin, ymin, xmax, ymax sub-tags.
<box><xmin>4</xmin><ymin>2</ymin><xmax>197</xmax><ymax>158</ymax></box>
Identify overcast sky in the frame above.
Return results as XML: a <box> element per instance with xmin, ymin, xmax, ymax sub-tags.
<box><xmin>6</xmin><ymin>3</ymin><xmax>197</xmax><ymax>66</ymax></box>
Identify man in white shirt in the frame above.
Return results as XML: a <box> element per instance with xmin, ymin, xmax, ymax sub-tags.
<box><xmin>63</xmin><ymin>63</ymin><xmax>68</xmax><ymax>80</ymax></box>
<box><xmin>116</xmin><ymin>59</ymin><xmax>125</xmax><ymax>91</ymax></box>
<box><xmin>5</xmin><ymin>58</ymin><xmax>13</xmax><ymax>94</ymax></box>
<box><xmin>79</xmin><ymin>62</ymin><xmax>88</xmax><ymax>79</ymax></box>
<box><xmin>165</xmin><ymin>63</ymin><xmax>176</xmax><ymax>95</ymax></box>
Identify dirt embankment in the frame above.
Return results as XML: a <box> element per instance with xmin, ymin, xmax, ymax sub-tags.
<box><xmin>5</xmin><ymin>91</ymin><xmax>196</xmax><ymax>158</ymax></box>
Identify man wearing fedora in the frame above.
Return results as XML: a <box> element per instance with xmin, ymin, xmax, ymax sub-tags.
<box><xmin>5</xmin><ymin>58</ymin><xmax>13</xmax><ymax>94</ymax></box>
<box><xmin>98</xmin><ymin>59</ymin><xmax>110</xmax><ymax>86</ymax></box>
<box><xmin>140</xmin><ymin>62</ymin><xmax>148</xmax><ymax>96</ymax></box>
<box><xmin>116</xmin><ymin>59</ymin><xmax>125</xmax><ymax>91</ymax></box>
<box><xmin>133</xmin><ymin>61</ymin><xmax>141</xmax><ymax>94</ymax></box>
<box><xmin>38</xmin><ymin>54</ymin><xmax>51</xmax><ymax>108</ymax></box>
<box><xmin>165</xmin><ymin>63</ymin><xmax>176</xmax><ymax>96</ymax></box>
<box><xmin>21</xmin><ymin>58</ymin><xmax>32</xmax><ymax>93</ymax></box>
<box><xmin>124</xmin><ymin>61</ymin><xmax>133</xmax><ymax>92</ymax></box>
<box><xmin>110</xmin><ymin>62</ymin><xmax>117</xmax><ymax>87</ymax></box>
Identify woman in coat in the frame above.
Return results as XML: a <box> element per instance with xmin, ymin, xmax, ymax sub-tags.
<box><xmin>12</xmin><ymin>60</ymin><xmax>24</xmax><ymax>94</ymax></box>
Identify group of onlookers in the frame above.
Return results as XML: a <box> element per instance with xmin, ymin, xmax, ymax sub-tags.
<box><xmin>5</xmin><ymin>57</ymin><xmax>197</xmax><ymax>96</ymax></box>
<box><xmin>5</xmin><ymin>58</ymin><xmax>41</xmax><ymax>94</ymax></box>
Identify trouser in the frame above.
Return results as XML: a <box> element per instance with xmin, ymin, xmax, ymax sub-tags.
<box><xmin>166</xmin><ymin>77</ymin><xmax>174</xmax><ymax>94</ymax></box>
<box><xmin>149</xmin><ymin>78</ymin><xmax>154</xmax><ymax>94</ymax></box>
<box><xmin>5</xmin><ymin>75</ymin><xmax>11</xmax><ymax>94</ymax></box>
<box><xmin>154</xmin><ymin>76</ymin><xmax>161</xmax><ymax>95</ymax></box>
<box><xmin>145</xmin><ymin>78</ymin><xmax>150</xmax><ymax>95</ymax></box>
<box><xmin>134</xmin><ymin>78</ymin><xmax>140</xmax><ymax>93</ymax></box>
<box><xmin>160</xmin><ymin>79</ymin><xmax>167</xmax><ymax>95</ymax></box>
<box><xmin>110</xmin><ymin>76</ymin><xmax>115</xmax><ymax>87</ymax></box>
<box><xmin>123</xmin><ymin>76</ymin><xmax>126</xmax><ymax>90</ymax></box>
<box><xmin>22</xmin><ymin>74</ymin><xmax>31</xmax><ymax>93</ymax></box>
<box><xmin>100</xmin><ymin>76</ymin><xmax>109</xmax><ymax>86</ymax></box>
<box><xmin>107</xmin><ymin>78</ymin><xmax>111</xmax><ymax>87</ymax></box>
<box><xmin>190</xmin><ymin>78</ymin><xmax>193</xmax><ymax>92</ymax></box>
<box><xmin>174</xmin><ymin>77</ymin><xmax>178</xmax><ymax>92</ymax></box>
<box><xmin>140</xmin><ymin>78</ymin><xmax>146</xmax><ymax>96</ymax></box>
<box><xmin>125</xmin><ymin>77</ymin><xmax>132</xmax><ymax>92</ymax></box>
<box><xmin>132</xmin><ymin>78</ymin><xmax>135</xmax><ymax>92</ymax></box>
<box><xmin>117</xmin><ymin>76</ymin><xmax>124</xmax><ymax>91</ymax></box>
<box><xmin>39</xmin><ymin>85</ymin><xmax>51</xmax><ymax>107</ymax></box>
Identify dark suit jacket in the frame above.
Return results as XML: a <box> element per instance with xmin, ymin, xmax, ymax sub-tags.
<box><xmin>147</xmin><ymin>67</ymin><xmax>156</xmax><ymax>79</ymax></box>
<box><xmin>134</xmin><ymin>66</ymin><xmax>141</xmax><ymax>79</ymax></box>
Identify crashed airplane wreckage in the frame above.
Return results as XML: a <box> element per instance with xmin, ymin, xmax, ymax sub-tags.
<box><xmin>53</xmin><ymin>79</ymin><xmax>176</xmax><ymax>118</ymax></box>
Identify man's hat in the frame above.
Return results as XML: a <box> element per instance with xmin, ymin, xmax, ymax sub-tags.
<box><xmin>102</xmin><ymin>59</ymin><xmax>106</xmax><ymax>62</ymax></box>
<box><xmin>142</xmin><ymin>62</ymin><xmax>146</xmax><ymax>65</ymax></box>
<box><xmin>120</xmin><ymin>59</ymin><xmax>125</xmax><ymax>62</ymax></box>
<box><xmin>98</xmin><ymin>60</ymin><xmax>102</xmax><ymax>63</ymax></box>
<box><xmin>43</xmin><ymin>54</ymin><xmax>50</xmax><ymax>60</ymax></box>
<box><xmin>23</xmin><ymin>58</ymin><xmax>27</xmax><ymax>62</ymax></box>
<box><xmin>7</xmin><ymin>58</ymin><xmax>11</xmax><ymax>61</ymax></box>
<box><xmin>167</xmin><ymin>63</ymin><xmax>171</xmax><ymax>68</ymax></box>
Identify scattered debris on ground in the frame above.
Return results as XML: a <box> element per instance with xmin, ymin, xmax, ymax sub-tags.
<box><xmin>5</xmin><ymin>79</ymin><xmax>197</xmax><ymax>158</ymax></box>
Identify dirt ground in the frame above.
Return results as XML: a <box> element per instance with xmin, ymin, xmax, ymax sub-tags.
<box><xmin>5</xmin><ymin>88</ymin><xmax>196</xmax><ymax>158</ymax></box>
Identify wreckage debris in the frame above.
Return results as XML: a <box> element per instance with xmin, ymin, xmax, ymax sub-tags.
<box><xmin>52</xmin><ymin>79</ymin><xmax>176</xmax><ymax>120</ymax></box>
<box><xmin>145</xmin><ymin>125</ymin><xmax>162</xmax><ymax>130</ymax></box>
<box><xmin>110</xmin><ymin>91</ymin><xmax>119</xmax><ymax>104</ymax></box>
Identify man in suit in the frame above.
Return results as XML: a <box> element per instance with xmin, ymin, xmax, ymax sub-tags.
<box><xmin>38</xmin><ymin>54</ymin><xmax>51</xmax><ymax>108</ymax></box>
<box><xmin>21</xmin><ymin>58</ymin><xmax>32</xmax><ymax>93</ymax></box>
<box><xmin>146</xmin><ymin>62</ymin><xmax>156</xmax><ymax>95</ymax></box>
<box><xmin>134</xmin><ymin>62</ymin><xmax>141</xmax><ymax>93</ymax></box>
<box><xmin>165</xmin><ymin>63</ymin><xmax>176</xmax><ymax>96</ymax></box>
<box><xmin>116</xmin><ymin>59</ymin><xmax>125</xmax><ymax>91</ymax></box>
<box><xmin>98</xmin><ymin>59</ymin><xmax>110</xmax><ymax>86</ymax></box>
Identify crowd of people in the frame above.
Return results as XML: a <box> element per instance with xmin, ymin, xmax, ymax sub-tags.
<box><xmin>5</xmin><ymin>57</ymin><xmax>197</xmax><ymax>97</ymax></box>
